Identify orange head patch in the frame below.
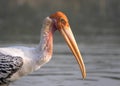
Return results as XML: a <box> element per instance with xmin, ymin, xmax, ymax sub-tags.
<box><xmin>50</xmin><ymin>11</ymin><xmax>70</xmax><ymax>30</ymax></box>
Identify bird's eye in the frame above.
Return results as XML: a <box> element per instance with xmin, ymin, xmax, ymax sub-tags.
<box><xmin>60</xmin><ymin>18</ymin><xmax>65</xmax><ymax>23</ymax></box>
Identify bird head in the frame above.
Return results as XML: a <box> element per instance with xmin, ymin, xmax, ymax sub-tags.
<box><xmin>49</xmin><ymin>11</ymin><xmax>86</xmax><ymax>79</ymax></box>
<box><xmin>50</xmin><ymin>11</ymin><xmax>69</xmax><ymax>31</ymax></box>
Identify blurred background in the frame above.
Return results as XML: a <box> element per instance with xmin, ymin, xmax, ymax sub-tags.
<box><xmin>0</xmin><ymin>0</ymin><xmax>120</xmax><ymax>86</ymax></box>
<box><xmin>0</xmin><ymin>0</ymin><xmax>119</xmax><ymax>44</ymax></box>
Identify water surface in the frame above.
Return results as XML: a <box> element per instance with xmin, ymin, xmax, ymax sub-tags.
<box><xmin>5</xmin><ymin>41</ymin><xmax>119</xmax><ymax>86</ymax></box>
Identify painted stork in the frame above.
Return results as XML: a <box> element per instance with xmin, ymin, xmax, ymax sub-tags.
<box><xmin>0</xmin><ymin>11</ymin><xmax>86</xmax><ymax>86</ymax></box>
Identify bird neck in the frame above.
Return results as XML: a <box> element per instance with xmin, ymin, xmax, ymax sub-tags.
<box><xmin>34</xmin><ymin>17</ymin><xmax>56</xmax><ymax>68</ymax></box>
<box><xmin>38</xmin><ymin>27</ymin><xmax>54</xmax><ymax>56</ymax></box>
<box><xmin>33</xmin><ymin>27</ymin><xmax>54</xmax><ymax>71</ymax></box>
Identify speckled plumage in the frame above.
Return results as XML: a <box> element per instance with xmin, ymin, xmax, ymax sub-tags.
<box><xmin>0</xmin><ymin>52</ymin><xmax>23</xmax><ymax>85</ymax></box>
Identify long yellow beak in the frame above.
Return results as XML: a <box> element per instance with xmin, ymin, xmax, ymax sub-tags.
<box><xmin>59</xmin><ymin>27</ymin><xmax>86</xmax><ymax>79</ymax></box>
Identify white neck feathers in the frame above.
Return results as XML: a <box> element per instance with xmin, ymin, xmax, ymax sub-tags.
<box><xmin>38</xmin><ymin>17</ymin><xmax>53</xmax><ymax>52</ymax></box>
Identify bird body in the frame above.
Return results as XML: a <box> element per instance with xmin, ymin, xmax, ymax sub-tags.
<box><xmin>0</xmin><ymin>12</ymin><xmax>86</xmax><ymax>86</ymax></box>
<box><xmin>0</xmin><ymin>46</ymin><xmax>50</xmax><ymax>81</ymax></box>
<box><xmin>0</xmin><ymin>17</ymin><xmax>53</xmax><ymax>86</ymax></box>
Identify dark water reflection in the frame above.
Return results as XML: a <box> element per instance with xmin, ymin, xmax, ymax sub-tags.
<box><xmin>0</xmin><ymin>35</ymin><xmax>120</xmax><ymax>86</ymax></box>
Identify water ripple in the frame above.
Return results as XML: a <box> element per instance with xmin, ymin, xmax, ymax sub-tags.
<box><xmin>29</xmin><ymin>73</ymin><xmax>74</xmax><ymax>76</ymax></box>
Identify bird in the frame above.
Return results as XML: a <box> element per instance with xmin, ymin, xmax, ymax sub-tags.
<box><xmin>0</xmin><ymin>11</ymin><xmax>86</xmax><ymax>86</ymax></box>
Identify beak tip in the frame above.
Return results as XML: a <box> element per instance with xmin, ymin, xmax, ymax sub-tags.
<box><xmin>82</xmin><ymin>71</ymin><xmax>86</xmax><ymax>80</ymax></box>
<box><xmin>83</xmin><ymin>75</ymin><xmax>86</xmax><ymax>80</ymax></box>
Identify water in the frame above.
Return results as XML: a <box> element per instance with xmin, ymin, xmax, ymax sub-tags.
<box><xmin>5</xmin><ymin>41</ymin><xmax>119</xmax><ymax>86</ymax></box>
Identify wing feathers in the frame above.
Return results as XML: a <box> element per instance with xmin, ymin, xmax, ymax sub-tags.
<box><xmin>0</xmin><ymin>52</ymin><xmax>23</xmax><ymax>84</ymax></box>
